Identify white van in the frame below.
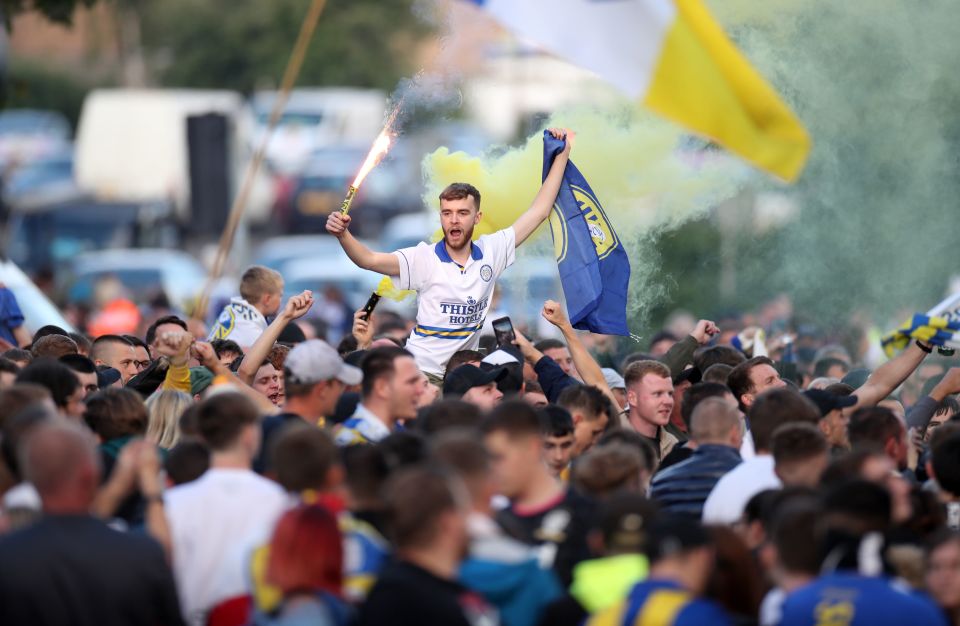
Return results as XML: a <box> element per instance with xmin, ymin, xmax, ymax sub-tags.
<box><xmin>74</xmin><ymin>89</ymin><xmax>275</xmax><ymax>224</ymax></box>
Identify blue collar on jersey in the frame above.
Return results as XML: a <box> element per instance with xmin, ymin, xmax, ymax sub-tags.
<box><xmin>434</xmin><ymin>240</ymin><xmax>483</xmax><ymax>263</ymax></box>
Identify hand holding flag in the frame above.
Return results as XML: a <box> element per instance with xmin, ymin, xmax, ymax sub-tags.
<box><xmin>543</xmin><ymin>130</ymin><xmax>631</xmax><ymax>336</ymax></box>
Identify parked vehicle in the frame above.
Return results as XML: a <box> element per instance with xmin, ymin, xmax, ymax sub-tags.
<box><xmin>281</xmin><ymin>255</ymin><xmax>382</xmax><ymax>311</ymax></box>
<box><xmin>283</xmin><ymin>147</ymin><xmax>420</xmax><ymax>237</ymax></box>
<box><xmin>63</xmin><ymin>249</ymin><xmax>207</xmax><ymax>312</ymax></box>
<box><xmin>74</xmin><ymin>89</ymin><xmax>275</xmax><ymax>225</ymax></box>
<box><xmin>3</xmin><ymin>150</ymin><xmax>78</xmax><ymax>210</ymax></box>
<box><xmin>252</xmin><ymin>234</ymin><xmax>374</xmax><ymax>276</ymax></box>
<box><xmin>0</xmin><ymin>257</ymin><xmax>74</xmax><ymax>334</ymax></box>
<box><xmin>3</xmin><ymin>194</ymin><xmax>179</xmax><ymax>276</ymax></box>
<box><xmin>249</xmin><ymin>88</ymin><xmax>387</xmax><ymax>174</ymax></box>
<box><xmin>0</xmin><ymin>110</ymin><xmax>71</xmax><ymax>170</ymax></box>
<box><xmin>380</xmin><ymin>212</ymin><xmax>438</xmax><ymax>253</ymax></box>
<box><xmin>497</xmin><ymin>255</ymin><xmax>565</xmax><ymax>330</ymax></box>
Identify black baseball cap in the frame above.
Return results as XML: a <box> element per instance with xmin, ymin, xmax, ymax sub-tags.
<box><xmin>96</xmin><ymin>366</ymin><xmax>122</xmax><ymax>389</ymax></box>
<box><xmin>802</xmin><ymin>389</ymin><xmax>858</xmax><ymax>417</ymax></box>
<box><xmin>673</xmin><ymin>366</ymin><xmax>702</xmax><ymax>386</ymax></box>
<box><xmin>647</xmin><ymin>516</ymin><xmax>711</xmax><ymax>562</ymax></box>
<box><xmin>443</xmin><ymin>364</ymin><xmax>509</xmax><ymax>398</ymax></box>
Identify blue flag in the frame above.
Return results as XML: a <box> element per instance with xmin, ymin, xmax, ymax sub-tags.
<box><xmin>542</xmin><ymin>131</ymin><xmax>631</xmax><ymax>336</ymax></box>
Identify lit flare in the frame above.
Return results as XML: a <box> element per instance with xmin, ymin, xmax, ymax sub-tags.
<box><xmin>341</xmin><ymin>106</ymin><xmax>401</xmax><ymax>214</ymax></box>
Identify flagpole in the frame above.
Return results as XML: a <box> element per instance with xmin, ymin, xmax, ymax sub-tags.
<box><xmin>194</xmin><ymin>0</ymin><xmax>329</xmax><ymax>322</ymax></box>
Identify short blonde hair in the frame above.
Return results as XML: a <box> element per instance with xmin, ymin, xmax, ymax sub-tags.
<box><xmin>240</xmin><ymin>266</ymin><xmax>284</xmax><ymax>304</ymax></box>
<box><xmin>623</xmin><ymin>360</ymin><xmax>671</xmax><ymax>388</ymax></box>
<box><xmin>146</xmin><ymin>390</ymin><xmax>193</xmax><ymax>449</ymax></box>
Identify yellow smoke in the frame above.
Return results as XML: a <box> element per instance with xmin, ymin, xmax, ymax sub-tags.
<box><xmin>423</xmin><ymin>107</ymin><xmax>750</xmax><ymax>239</ymax></box>
<box><xmin>375</xmin><ymin>276</ymin><xmax>415</xmax><ymax>302</ymax></box>
<box><xmin>421</xmin><ymin>107</ymin><xmax>751</xmax><ymax>319</ymax></box>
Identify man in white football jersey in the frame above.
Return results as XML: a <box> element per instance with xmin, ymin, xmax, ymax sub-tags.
<box><xmin>326</xmin><ymin>128</ymin><xmax>574</xmax><ymax>379</ymax></box>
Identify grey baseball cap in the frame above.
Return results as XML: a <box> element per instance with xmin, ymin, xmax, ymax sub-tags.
<box><xmin>284</xmin><ymin>339</ymin><xmax>362</xmax><ymax>386</ymax></box>
<box><xmin>602</xmin><ymin>367</ymin><xmax>626</xmax><ymax>390</ymax></box>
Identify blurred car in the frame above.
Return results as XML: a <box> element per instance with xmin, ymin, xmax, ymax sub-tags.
<box><xmin>249</xmin><ymin>88</ymin><xmax>387</xmax><ymax>174</ymax></box>
<box><xmin>75</xmin><ymin>89</ymin><xmax>275</xmax><ymax>227</ymax></box>
<box><xmin>252</xmin><ymin>234</ymin><xmax>374</xmax><ymax>276</ymax></box>
<box><xmin>281</xmin><ymin>146</ymin><xmax>421</xmax><ymax>238</ymax></box>
<box><xmin>380</xmin><ymin>212</ymin><xmax>438</xmax><ymax>253</ymax></box>
<box><xmin>3</xmin><ymin>150</ymin><xmax>78</xmax><ymax>209</ymax></box>
<box><xmin>282</xmin><ymin>255</ymin><xmax>383</xmax><ymax>311</ymax></box>
<box><xmin>0</xmin><ymin>110</ymin><xmax>71</xmax><ymax>170</ymax></box>
<box><xmin>63</xmin><ymin>249</ymin><xmax>207</xmax><ymax>312</ymax></box>
<box><xmin>497</xmin><ymin>256</ymin><xmax>565</xmax><ymax>331</ymax></box>
<box><xmin>0</xmin><ymin>258</ymin><xmax>74</xmax><ymax>335</ymax></box>
<box><xmin>4</xmin><ymin>193</ymin><xmax>179</xmax><ymax>276</ymax></box>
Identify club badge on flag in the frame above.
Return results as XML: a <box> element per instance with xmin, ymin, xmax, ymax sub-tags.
<box><xmin>543</xmin><ymin>131</ymin><xmax>631</xmax><ymax>336</ymax></box>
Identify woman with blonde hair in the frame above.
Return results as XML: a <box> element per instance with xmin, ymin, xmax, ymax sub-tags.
<box><xmin>145</xmin><ymin>389</ymin><xmax>193</xmax><ymax>449</ymax></box>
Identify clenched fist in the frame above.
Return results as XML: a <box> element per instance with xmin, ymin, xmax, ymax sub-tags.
<box><xmin>326</xmin><ymin>212</ymin><xmax>352</xmax><ymax>239</ymax></box>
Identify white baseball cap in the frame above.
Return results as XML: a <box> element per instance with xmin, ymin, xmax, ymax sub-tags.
<box><xmin>284</xmin><ymin>339</ymin><xmax>363</xmax><ymax>386</ymax></box>
<box><xmin>602</xmin><ymin>367</ymin><xmax>626</xmax><ymax>390</ymax></box>
<box><xmin>482</xmin><ymin>348</ymin><xmax>520</xmax><ymax>366</ymax></box>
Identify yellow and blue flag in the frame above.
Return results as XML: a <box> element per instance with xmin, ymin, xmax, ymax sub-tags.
<box><xmin>881</xmin><ymin>313</ymin><xmax>960</xmax><ymax>357</ymax></box>
<box><xmin>544</xmin><ymin>131</ymin><xmax>630</xmax><ymax>335</ymax></box>
<box><xmin>468</xmin><ymin>0</ymin><xmax>811</xmax><ymax>182</ymax></box>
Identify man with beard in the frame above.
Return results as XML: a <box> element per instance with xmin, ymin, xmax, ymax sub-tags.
<box><xmin>326</xmin><ymin>128</ymin><xmax>575</xmax><ymax>380</ymax></box>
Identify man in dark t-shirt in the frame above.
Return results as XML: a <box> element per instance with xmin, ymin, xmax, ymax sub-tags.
<box><xmin>482</xmin><ymin>400</ymin><xmax>594</xmax><ymax>586</ymax></box>
<box><xmin>0</xmin><ymin>421</ymin><xmax>184</xmax><ymax>626</ymax></box>
<box><xmin>495</xmin><ymin>487</ymin><xmax>594</xmax><ymax>588</ymax></box>
<box><xmin>355</xmin><ymin>466</ymin><xmax>498</xmax><ymax>626</ymax></box>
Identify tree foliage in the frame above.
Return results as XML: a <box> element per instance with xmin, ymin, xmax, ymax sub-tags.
<box><xmin>140</xmin><ymin>0</ymin><xmax>430</xmax><ymax>92</ymax></box>
<box><xmin>1</xmin><ymin>0</ymin><xmax>96</xmax><ymax>27</ymax></box>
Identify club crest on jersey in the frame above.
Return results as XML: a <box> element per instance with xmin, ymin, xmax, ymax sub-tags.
<box><xmin>480</xmin><ymin>264</ymin><xmax>493</xmax><ymax>282</ymax></box>
<box><xmin>548</xmin><ymin>183</ymin><xmax>620</xmax><ymax>263</ymax></box>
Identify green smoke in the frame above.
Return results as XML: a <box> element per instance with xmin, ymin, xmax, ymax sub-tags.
<box><xmin>711</xmin><ymin>0</ymin><xmax>960</xmax><ymax>325</ymax></box>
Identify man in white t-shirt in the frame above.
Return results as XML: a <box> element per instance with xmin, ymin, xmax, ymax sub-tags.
<box><xmin>326</xmin><ymin>128</ymin><xmax>575</xmax><ymax>377</ymax></box>
<box><xmin>702</xmin><ymin>387</ymin><xmax>820</xmax><ymax>525</ymax></box>
<box><xmin>156</xmin><ymin>392</ymin><xmax>289</xmax><ymax>626</ymax></box>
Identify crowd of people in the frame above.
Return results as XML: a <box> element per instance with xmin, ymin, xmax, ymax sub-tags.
<box><xmin>1</xmin><ymin>269</ymin><xmax>960</xmax><ymax>626</ymax></box>
<box><xmin>1</xmin><ymin>130</ymin><xmax>960</xmax><ymax>625</ymax></box>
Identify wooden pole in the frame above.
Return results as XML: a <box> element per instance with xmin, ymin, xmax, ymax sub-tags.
<box><xmin>195</xmin><ymin>0</ymin><xmax>329</xmax><ymax>321</ymax></box>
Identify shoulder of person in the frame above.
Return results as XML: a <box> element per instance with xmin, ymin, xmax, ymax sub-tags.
<box><xmin>395</xmin><ymin>241</ymin><xmax>433</xmax><ymax>257</ymax></box>
<box><xmin>480</xmin><ymin>226</ymin><xmax>515</xmax><ymax>243</ymax></box>
<box><xmin>562</xmin><ymin>487</ymin><xmax>596</xmax><ymax>513</ymax></box>
<box><xmin>891</xmin><ymin>582</ymin><xmax>950</xmax><ymax>617</ymax></box>
<box><xmin>108</xmin><ymin>524</ymin><xmax>169</xmax><ymax>559</ymax></box>
<box><xmin>676</xmin><ymin>597</ymin><xmax>733</xmax><ymax>626</ymax></box>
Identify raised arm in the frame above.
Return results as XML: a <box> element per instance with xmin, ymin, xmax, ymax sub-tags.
<box><xmin>541</xmin><ymin>300</ymin><xmax>621</xmax><ymax>411</ymax></box>
<box><xmin>326</xmin><ymin>212</ymin><xmax>400</xmax><ymax>276</ymax></box>
<box><xmin>238</xmin><ymin>290</ymin><xmax>314</xmax><ymax>384</ymax></box>
<box><xmin>512</xmin><ymin>128</ymin><xmax>574</xmax><ymax>246</ymax></box>
<box><xmin>660</xmin><ymin>320</ymin><xmax>720</xmax><ymax>377</ymax></box>
<box><xmin>848</xmin><ymin>342</ymin><xmax>930</xmax><ymax>413</ymax></box>
<box><xmin>192</xmin><ymin>341</ymin><xmax>278</xmax><ymax>415</ymax></box>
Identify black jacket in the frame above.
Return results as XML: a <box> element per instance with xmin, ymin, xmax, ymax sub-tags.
<box><xmin>0</xmin><ymin>515</ymin><xmax>185</xmax><ymax>626</ymax></box>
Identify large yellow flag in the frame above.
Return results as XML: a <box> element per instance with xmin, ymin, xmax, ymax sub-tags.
<box><xmin>470</xmin><ymin>0</ymin><xmax>811</xmax><ymax>182</ymax></box>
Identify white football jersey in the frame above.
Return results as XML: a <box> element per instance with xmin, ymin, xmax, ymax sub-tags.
<box><xmin>393</xmin><ymin>227</ymin><xmax>516</xmax><ymax>376</ymax></box>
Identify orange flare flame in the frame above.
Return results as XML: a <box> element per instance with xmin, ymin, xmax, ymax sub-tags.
<box><xmin>352</xmin><ymin>128</ymin><xmax>394</xmax><ymax>188</ymax></box>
